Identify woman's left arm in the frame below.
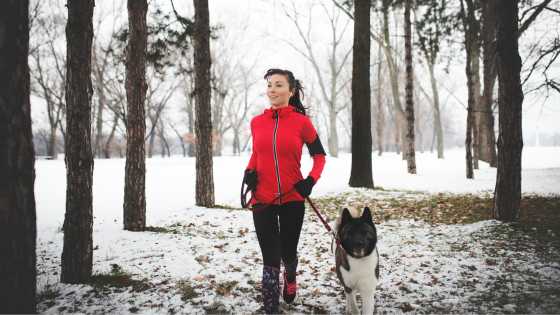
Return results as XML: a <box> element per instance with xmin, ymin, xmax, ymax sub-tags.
<box><xmin>302</xmin><ymin>117</ymin><xmax>326</xmax><ymax>183</ymax></box>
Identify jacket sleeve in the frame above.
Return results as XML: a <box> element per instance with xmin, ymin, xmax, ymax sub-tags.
<box><xmin>246</xmin><ymin>119</ymin><xmax>257</xmax><ymax>171</ymax></box>
<box><xmin>302</xmin><ymin>117</ymin><xmax>326</xmax><ymax>183</ymax></box>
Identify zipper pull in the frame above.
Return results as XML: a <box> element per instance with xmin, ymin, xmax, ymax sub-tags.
<box><xmin>273</xmin><ymin>111</ymin><xmax>278</xmax><ymax>119</ymax></box>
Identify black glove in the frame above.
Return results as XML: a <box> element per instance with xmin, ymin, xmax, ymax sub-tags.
<box><xmin>295</xmin><ymin>176</ymin><xmax>315</xmax><ymax>198</ymax></box>
<box><xmin>243</xmin><ymin>169</ymin><xmax>258</xmax><ymax>191</ymax></box>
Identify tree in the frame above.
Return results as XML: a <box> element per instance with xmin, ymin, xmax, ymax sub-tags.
<box><xmin>29</xmin><ymin>2</ymin><xmax>66</xmax><ymax>159</ymax></box>
<box><xmin>460</xmin><ymin>0</ymin><xmax>477</xmax><ymax>179</ymax></box>
<box><xmin>404</xmin><ymin>0</ymin><xmax>417</xmax><ymax>174</ymax></box>
<box><xmin>124</xmin><ymin>0</ymin><xmax>148</xmax><ymax>231</ymax></box>
<box><xmin>479</xmin><ymin>0</ymin><xmax>498</xmax><ymax>166</ymax></box>
<box><xmin>349</xmin><ymin>0</ymin><xmax>373</xmax><ymax>188</ymax></box>
<box><xmin>493</xmin><ymin>0</ymin><xmax>524</xmax><ymax>222</ymax></box>
<box><xmin>414</xmin><ymin>0</ymin><xmax>451</xmax><ymax>159</ymax></box>
<box><xmin>284</xmin><ymin>1</ymin><xmax>352</xmax><ymax>157</ymax></box>
<box><xmin>0</xmin><ymin>0</ymin><xmax>37</xmax><ymax>312</ymax></box>
<box><xmin>61</xmin><ymin>0</ymin><xmax>95</xmax><ymax>283</ymax></box>
<box><xmin>193</xmin><ymin>0</ymin><xmax>215</xmax><ymax>206</ymax></box>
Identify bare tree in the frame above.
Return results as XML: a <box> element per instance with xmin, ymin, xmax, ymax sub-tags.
<box><xmin>193</xmin><ymin>0</ymin><xmax>215</xmax><ymax>207</ymax></box>
<box><xmin>0</xmin><ymin>1</ymin><xmax>37</xmax><ymax>312</ymax></box>
<box><xmin>460</xmin><ymin>0</ymin><xmax>476</xmax><ymax>179</ymax></box>
<box><xmin>414</xmin><ymin>0</ymin><xmax>452</xmax><ymax>159</ymax></box>
<box><xmin>493</xmin><ymin>0</ymin><xmax>524</xmax><ymax>221</ymax></box>
<box><xmin>29</xmin><ymin>2</ymin><xmax>66</xmax><ymax>159</ymax></box>
<box><xmin>404</xmin><ymin>0</ymin><xmax>417</xmax><ymax>174</ymax></box>
<box><xmin>349</xmin><ymin>0</ymin><xmax>373</xmax><ymax>188</ymax></box>
<box><xmin>124</xmin><ymin>0</ymin><xmax>148</xmax><ymax>231</ymax></box>
<box><xmin>374</xmin><ymin>43</ymin><xmax>386</xmax><ymax>156</ymax></box>
<box><xmin>284</xmin><ymin>1</ymin><xmax>352</xmax><ymax>157</ymax></box>
<box><xmin>61</xmin><ymin>0</ymin><xmax>95</xmax><ymax>284</ymax></box>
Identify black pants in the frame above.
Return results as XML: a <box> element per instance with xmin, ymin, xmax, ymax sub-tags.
<box><xmin>252</xmin><ymin>201</ymin><xmax>305</xmax><ymax>269</ymax></box>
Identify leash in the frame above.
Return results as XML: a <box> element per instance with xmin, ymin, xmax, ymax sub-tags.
<box><xmin>241</xmin><ymin>184</ymin><xmax>296</xmax><ymax>213</ymax></box>
<box><xmin>306</xmin><ymin>196</ymin><xmax>344</xmax><ymax>252</ymax></box>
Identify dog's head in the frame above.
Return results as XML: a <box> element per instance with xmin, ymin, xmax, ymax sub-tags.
<box><xmin>337</xmin><ymin>207</ymin><xmax>377</xmax><ymax>259</ymax></box>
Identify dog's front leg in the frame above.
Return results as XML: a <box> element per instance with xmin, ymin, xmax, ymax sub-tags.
<box><xmin>345</xmin><ymin>290</ymin><xmax>359</xmax><ymax>315</ymax></box>
<box><xmin>361</xmin><ymin>291</ymin><xmax>376</xmax><ymax>314</ymax></box>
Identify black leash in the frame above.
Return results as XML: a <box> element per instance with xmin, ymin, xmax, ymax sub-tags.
<box><xmin>306</xmin><ymin>196</ymin><xmax>343</xmax><ymax>249</ymax></box>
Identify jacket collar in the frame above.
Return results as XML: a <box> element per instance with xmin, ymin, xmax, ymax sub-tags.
<box><xmin>263</xmin><ymin>105</ymin><xmax>295</xmax><ymax>118</ymax></box>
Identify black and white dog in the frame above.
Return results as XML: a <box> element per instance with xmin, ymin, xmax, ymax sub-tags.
<box><xmin>333</xmin><ymin>207</ymin><xmax>379</xmax><ymax>314</ymax></box>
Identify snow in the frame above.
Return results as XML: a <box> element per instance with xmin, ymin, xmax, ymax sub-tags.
<box><xmin>35</xmin><ymin>146</ymin><xmax>560</xmax><ymax>313</ymax></box>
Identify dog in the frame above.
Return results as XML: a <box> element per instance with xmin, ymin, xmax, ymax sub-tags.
<box><xmin>333</xmin><ymin>207</ymin><xmax>379</xmax><ymax>314</ymax></box>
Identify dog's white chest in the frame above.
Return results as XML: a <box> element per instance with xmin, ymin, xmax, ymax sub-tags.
<box><xmin>340</xmin><ymin>247</ymin><xmax>379</xmax><ymax>292</ymax></box>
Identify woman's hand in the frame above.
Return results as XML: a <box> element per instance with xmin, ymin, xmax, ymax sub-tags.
<box><xmin>243</xmin><ymin>169</ymin><xmax>258</xmax><ymax>191</ymax></box>
<box><xmin>295</xmin><ymin>176</ymin><xmax>315</xmax><ymax>198</ymax></box>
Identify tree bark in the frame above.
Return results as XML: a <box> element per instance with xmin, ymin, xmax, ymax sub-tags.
<box><xmin>461</xmin><ymin>0</ymin><xmax>475</xmax><ymax>179</ymax></box>
<box><xmin>61</xmin><ymin>0</ymin><xmax>95</xmax><ymax>283</ymax></box>
<box><xmin>480</xmin><ymin>0</ymin><xmax>498</xmax><ymax>166</ymax></box>
<box><xmin>193</xmin><ymin>0</ymin><xmax>215</xmax><ymax>206</ymax></box>
<box><xmin>493</xmin><ymin>0</ymin><xmax>523</xmax><ymax>222</ymax></box>
<box><xmin>349</xmin><ymin>0</ymin><xmax>373</xmax><ymax>188</ymax></box>
<box><xmin>0</xmin><ymin>1</ymin><xmax>37</xmax><ymax>312</ymax></box>
<box><xmin>404</xmin><ymin>0</ymin><xmax>416</xmax><ymax>174</ymax></box>
<box><xmin>124</xmin><ymin>0</ymin><xmax>148</xmax><ymax>231</ymax></box>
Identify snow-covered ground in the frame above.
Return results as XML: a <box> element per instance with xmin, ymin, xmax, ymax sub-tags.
<box><xmin>35</xmin><ymin>146</ymin><xmax>560</xmax><ymax>314</ymax></box>
<box><xmin>36</xmin><ymin>146</ymin><xmax>560</xmax><ymax>229</ymax></box>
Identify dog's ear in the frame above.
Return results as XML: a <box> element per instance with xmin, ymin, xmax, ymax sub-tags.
<box><xmin>341</xmin><ymin>208</ymin><xmax>352</xmax><ymax>226</ymax></box>
<box><xmin>361</xmin><ymin>207</ymin><xmax>373</xmax><ymax>224</ymax></box>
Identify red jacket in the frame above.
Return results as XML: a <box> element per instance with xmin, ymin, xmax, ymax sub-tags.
<box><xmin>246</xmin><ymin>105</ymin><xmax>326</xmax><ymax>205</ymax></box>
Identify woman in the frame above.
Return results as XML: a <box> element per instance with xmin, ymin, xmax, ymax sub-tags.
<box><xmin>243</xmin><ymin>68</ymin><xmax>326</xmax><ymax>313</ymax></box>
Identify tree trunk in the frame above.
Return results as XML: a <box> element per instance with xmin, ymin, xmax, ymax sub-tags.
<box><xmin>349</xmin><ymin>0</ymin><xmax>373</xmax><ymax>188</ymax></box>
<box><xmin>493</xmin><ymin>0</ymin><xmax>523</xmax><ymax>222</ymax></box>
<box><xmin>0</xmin><ymin>1</ymin><xmax>37</xmax><ymax>311</ymax></box>
<box><xmin>461</xmin><ymin>0</ymin><xmax>475</xmax><ymax>179</ymax></box>
<box><xmin>147</xmin><ymin>121</ymin><xmax>155</xmax><ymax>158</ymax></box>
<box><xmin>61</xmin><ymin>0</ymin><xmax>94</xmax><ymax>284</ymax></box>
<box><xmin>382</xmin><ymin>1</ymin><xmax>407</xmax><ymax>158</ymax></box>
<box><xmin>471</xmin><ymin>43</ymin><xmax>481</xmax><ymax>170</ymax></box>
<box><xmin>376</xmin><ymin>43</ymin><xmax>385</xmax><ymax>156</ymax></box>
<box><xmin>328</xmin><ymin>109</ymin><xmax>339</xmax><ymax>157</ymax></box>
<box><xmin>428</xmin><ymin>63</ymin><xmax>444</xmax><ymax>159</ymax></box>
<box><xmin>193</xmin><ymin>0</ymin><xmax>215</xmax><ymax>206</ymax></box>
<box><xmin>104</xmin><ymin>115</ymin><xmax>119</xmax><ymax>158</ymax></box>
<box><xmin>404</xmin><ymin>0</ymin><xmax>416</xmax><ymax>174</ymax></box>
<box><xmin>186</xmin><ymin>89</ymin><xmax>196</xmax><ymax>157</ymax></box>
<box><xmin>480</xmin><ymin>0</ymin><xmax>498</xmax><ymax>166</ymax></box>
<box><xmin>94</xmin><ymin>71</ymin><xmax>105</xmax><ymax>158</ymax></box>
<box><xmin>48</xmin><ymin>125</ymin><xmax>57</xmax><ymax>159</ymax></box>
<box><xmin>124</xmin><ymin>0</ymin><xmax>148</xmax><ymax>231</ymax></box>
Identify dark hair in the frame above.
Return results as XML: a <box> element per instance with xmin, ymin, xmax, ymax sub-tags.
<box><xmin>264</xmin><ymin>68</ymin><xmax>307</xmax><ymax>115</ymax></box>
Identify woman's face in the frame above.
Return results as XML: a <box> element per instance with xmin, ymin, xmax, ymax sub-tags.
<box><xmin>267</xmin><ymin>74</ymin><xmax>293</xmax><ymax>107</ymax></box>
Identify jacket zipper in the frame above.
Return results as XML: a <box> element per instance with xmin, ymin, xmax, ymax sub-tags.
<box><xmin>272</xmin><ymin>111</ymin><xmax>282</xmax><ymax>204</ymax></box>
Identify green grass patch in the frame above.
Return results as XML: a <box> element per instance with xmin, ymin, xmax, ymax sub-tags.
<box><xmin>89</xmin><ymin>264</ymin><xmax>151</xmax><ymax>292</ymax></box>
<box><xmin>176</xmin><ymin>280</ymin><xmax>198</xmax><ymax>300</ymax></box>
<box><xmin>144</xmin><ymin>226</ymin><xmax>178</xmax><ymax>234</ymax></box>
